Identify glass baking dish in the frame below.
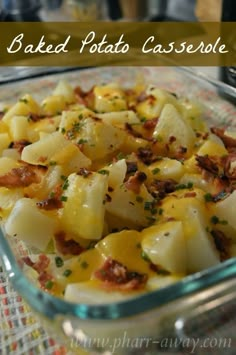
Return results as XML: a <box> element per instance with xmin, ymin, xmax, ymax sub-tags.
<box><xmin>0</xmin><ymin>66</ymin><xmax>236</xmax><ymax>355</ymax></box>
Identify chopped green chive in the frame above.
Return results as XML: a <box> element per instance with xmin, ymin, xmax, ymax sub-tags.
<box><xmin>63</xmin><ymin>269</ymin><xmax>72</xmax><ymax>277</ymax></box>
<box><xmin>141</xmin><ymin>251</ymin><xmax>151</xmax><ymax>262</ymax></box>
<box><xmin>49</xmin><ymin>161</ymin><xmax>57</xmax><ymax>166</ymax></box>
<box><xmin>19</xmin><ymin>98</ymin><xmax>28</xmax><ymax>104</ymax></box>
<box><xmin>152</xmin><ymin>168</ymin><xmax>160</xmax><ymax>175</ymax></box>
<box><xmin>77</xmin><ymin>138</ymin><xmax>88</xmax><ymax>144</ymax></box>
<box><xmin>60</xmin><ymin>175</ymin><xmax>67</xmax><ymax>181</ymax></box>
<box><xmin>136</xmin><ymin>196</ymin><xmax>143</xmax><ymax>203</ymax></box>
<box><xmin>62</xmin><ymin>179</ymin><xmax>69</xmax><ymax>190</ymax></box>
<box><xmin>45</xmin><ymin>280</ymin><xmax>54</xmax><ymax>289</ymax></box>
<box><xmin>80</xmin><ymin>261</ymin><xmax>89</xmax><ymax>269</ymax></box>
<box><xmin>117</xmin><ymin>152</ymin><xmax>126</xmax><ymax>160</ymax></box>
<box><xmin>210</xmin><ymin>215</ymin><xmax>219</xmax><ymax>224</ymax></box>
<box><xmin>60</xmin><ymin>196</ymin><xmax>68</xmax><ymax>202</ymax></box>
<box><xmin>175</xmin><ymin>182</ymin><xmax>193</xmax><ymax>190</ymax></box>
<box><xmin>204</xmin><ymin>193</ymin><xmax>213</xmax><ymax>202</ymax></box>
<box><xmin>55</xmin><ymin>256</ymin><xmax>64</xmax><ymax>268</ymax></box>
<box><xmin>98</xmin><ymin>169</ymin><xmax>109</xmax><ymax>175</ymax></box>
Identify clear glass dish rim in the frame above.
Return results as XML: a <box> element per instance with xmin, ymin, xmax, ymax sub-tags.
<box><xmin>1</xmin><ymin>228</ymin><xmax>236</xmax><ymax>320</ymax></box>
<box><xmin>0</xmin><ymin>66</ymin><xmax>236</xmax><ymax>321</ymax></box>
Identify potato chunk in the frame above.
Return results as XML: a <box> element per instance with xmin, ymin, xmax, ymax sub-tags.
<box><xmin>153</xmin><ymin>103</ymin><xmax>196</xmax><ymax>155</ymax></box>
<box><xmin>4</xmin><ymin>198</ymin><xmax>56</xmax><ymax>251</ymax></box>
<box><xmin>59</xmin><ymin>172</ymin><xmax>108</xmax><ymax>240</ymax></box>
<box><xmin>142</xmin><ymin>221</ymin><xmax>186</xmax><ymax>274</ymax></box>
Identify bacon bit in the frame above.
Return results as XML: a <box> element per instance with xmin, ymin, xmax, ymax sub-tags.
<box><xmin>0</xmin><ymin>166</ymin><xmax>41</xmax><ymax>188</ymax></box>
<box><xmin>32</xmin><ymin>254</ymin><xmax>50</xmax><ymax>273</ymax></box>
<box><xmin>184</xmin><ymin>191</ymin><xmax>197</xmax><ymax>198</ymax></box>
<box><xmin>137</xmin><ymin>147</ymin><xmax>155</xmax><ymax>165</ymax></box>
<box><xmin>77</xmin><ymin>167</ymin><xmax>92</xmax><ymax>178</ymax></box>
<box><xmin>223</xmin><ymin>153</ymin><xmax>236</xmax><ymax>180</ymax></box>
<box><xmin>177</xmin><ymin>146</ymin><xmax>187</xmax><ymax>155</ymax></box>
<box><xmin>54</xmin><ymin>231</ymin><xmax>84</xmax><ymax>256</ymax></box>
<box><xmin>74</xmin><ymin>86</ymin><xmax>87</xmax><ymax>105</ymax></box>
<box><xmin>211</xmin><ymin>229</ymin><xmax>232</xmax><ymax>261</ymax></box>
<box><xmin>211</xmin><ymin>127</ymin><xmax>236</xmax><ymax>149</ymax></box>
<box><xmin>125</xmin><ymin>171</ymin><xmax>147</xmax><ymax>194</ymax></box>
<box><xmin>22</xmin><ymin>256</ymin><xmax>34</xmax><ymax>267</ymax></box>
<box><xmin>124</xmin><ymin>89</ymin><xmax>135</xmax><ymax>97</ymax></box>
<box><xmin>94</xmin><ymin>258</ymin><xmax>147</xmax><ymax>290</ymax></box>
<box><xmin>0</xmin><ymin>111</ymin><xmax>5</xmax><ymax>120</ymax></box>
<box><xmin>74</xmin><ymin>86</ymin><xmax>95</xmax><ymax>108</ymax></box>
<box><xmin>22</xmin><ymin>254</ymin><xmax>53</xmax><ymax>288</ymax></box>
<box><xmin>148</xmin><ymin>95</ymin><xmax>156</xmax><ymax>106</ymax></box>
<box><xmin>125</xmin><ymin>123</ymin><xmax>143</xmax><ymax>138</ymax></box>
<box><xmin>9</xmin><ymin>140</ymin><xmax>31</xmax><ymax>153</ymax></box>
<box><xmin>28</xmin><ymin>113</ymin><xmax>47</xmax><ymax>122</ymax></box>
<box><xmin>105</xmin><ymin>193</ymin><xmax>112</xmax><ymax>202</ymax></box>
<box><xmin>202</xmin><ymin>132</ymin><xmax>209</xmax><ymax>140</ymax></box>
<box><xmin>126</xmin><ymin>161</ymin><xmax>138</xmax><ymax>174</ymax></box>
<box><xmin>169</xmin><ymin>136</ymin><xmax>177</xmax><ymax>144</ymax></box>
<box><xmin>38</xmin><ymin>156</ymin><xmax>48</xmax><ymax>163</ymax></box>
<box><xmin>143</xmin><ymin>118</ymin><xmax>157</xmax><ymax>131</ymax></box>
<box><xmin>136</xmin><ymin>91</ymin><xmax>147</xmax><ymax>103</ymax></box>
<box><xmin>37</xmin><ymin>197</ymin><xmax>62</xmax><ymax>210</ymax></box>
<box><xmin>149</xmin><ymin>179</ymin><xmax>177</xmax><ymax>199</ymax></box>
<box><xmin>196</xmin><ymin>155</ymin><xmax>219</xmax><ymax>176</ymax></box>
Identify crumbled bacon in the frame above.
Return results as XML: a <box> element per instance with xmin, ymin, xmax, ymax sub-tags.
<box><xmin>38</xmin><ymin>272</ymin><xmax>53</xmax><ymax>288</ymax></box>
<box><xmin>22</xmin><ymin>254</ymin><xmax>53</xmax><ymax>288</ymax></box>
<box><xmin>9</xmin><ymin>140</ymin><xmax>31</xmax><ymax>153</ymax></box>
<box><xmin>149</xmin><ymin>179</ymin><xmax>177</xmax><ymax>199</ymax></box>
<box><xmin>223</xmin><ymin>153</ymin><xmax>236</xmax><ymax>180</ymax></box>
<box><xmin>125</xmin><ymin>161</ymin><xmax>137</xmax><ymax>175</ymax></box>
<box><xmin>36</xmin><ymin>197</ymin><xmax>62</xmax><ymax>210</ymax></box>
<box><xmin>211</xmin><ymin>127</ymin><xmax>236</xmax><ymax>149</ymax></box>
<box><xmin>28</xmin><ymin>113</ymin><xmax>47</xmax><ymax>122</ymax></box>
<box><xmin>0</xmin><ymin>111</ymin><xmax>5</xmax><ymax>120</ymax></box>
<box><xmin>0</xmin><ymin>165</ymin><xmax>41</xmax><ymax>188</ymax></box>
<box><xmin>77</xmin><ymin>167</ymin><xmax>92</xmax><ymax>178</ymax></box>
<box><xmin>22</xmin><ymin>254</ymin><xmax>50</xmax><ymax>273</ymax></box>
<box><xmin>74</xmin><ymin>86</ymin><xmax>95</xmax><ymax>108</ymax></box>
<box><xmin>137</xmin><ymin>147</ymin><xmax>156</xmax><ymax>165</ymax></box>
<box><xmin>196</xmin><ymin>155</ymin><xmax>219</xmax><ymax>176</ymax></box>
<box><xmin>74</xmin><ymin>86</ymin><xmax>87</xmax><ymax>105</ymax></box>
<box><xmin>54</xmin><ymin>231</ymin><xmax>84</xmax><ymax>255</ymax></box>
<box><xmin>169</xmin><ymin>136</ymin><xmax>177</xmax><ymax>144</ymax></box>
<box><xmin>211</xmin><ymin>229</ymin><xmax>232</xmax><ymax>261</ymax></box>
<box><xmin>94</xmin><ymin>258</ymin><xmax>147</xmax><ymax>290</ymax></box>
<box><xmin>136</xmin><ymin>91</ymin><xmax>148</xmax><ymax>103</ymax></box>
<box><xmin>125</xmin><ymin>171</ymin><xmax>147</xmax><ymax>194</ymax></box>
<box><xmin>175</xmin><ymin>146</ymin><xmax>188</xmax><ymax>160</ymax></box>
<box><xmin>143</xmin><ymin>118</ymin><xmax>157</xmax><ymax>131</ymax></box>
<box><xmin>32</xmin><ymin>254</ymin><xmax>50</xmax><ymax>273</ymax></box>
<box><xmin>184</xmin><ymin>191</ymin><xmax>197</xmax><ymax>198</ymax></box>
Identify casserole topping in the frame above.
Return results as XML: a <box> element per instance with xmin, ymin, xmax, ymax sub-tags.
<box><xmin>0</xmin><ymin>79</ymin><xmax>235</xmax><ymax>303</ymax></box>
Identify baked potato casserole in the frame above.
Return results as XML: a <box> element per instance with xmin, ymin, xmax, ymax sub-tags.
<box><xmin>0</xmin><ymin>78</ymin><xmax>235</xmax><ymax>304</ymax></box>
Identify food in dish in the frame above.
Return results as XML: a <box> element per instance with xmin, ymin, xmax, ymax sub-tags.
<box><xmin>0</xmin><ymin>78</ymin><xmax>235</xmax><ymax>304</ymax></box>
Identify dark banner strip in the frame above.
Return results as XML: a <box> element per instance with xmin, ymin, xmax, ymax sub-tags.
<box><xmin>0</xmin><ymin>22</ymin><xmax>235</xmax><ymax>66</ymax></box>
